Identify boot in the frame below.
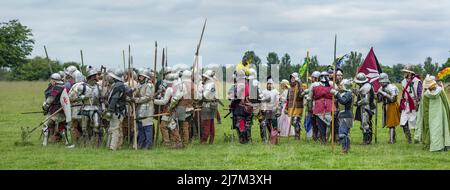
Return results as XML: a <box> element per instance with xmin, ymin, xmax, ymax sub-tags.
<box><xmin>389</xmin><ymin>128</ymin><xmax>396</xmax><ymax>144</ymax></box>
<box><xmin>295</xmin><ymin>128</ymin><xmax>301</xmax><ymax>140</ymax></box>
<box><xmin>367</xmin><ymin>132</ymin><xmax>373</xmax><ymax>145</ymax></box>
<box><xmin>43</xmin><ymin>130</ymin><xmax>49</xmax><ymax>146</ymax></box>
<box><xmin>61</xmin><ymin>131</ymin><xmax>69</xmax><ymax>145</ymax></box>
<box><xmin>362</xmin><ymin>133</ymin><xmax>367</xmax><ymax>145</ymax></box>
<box><xmin>171</xmin><ymin>142</ymin><xmax>184</xmax><ymax>149</ymax></box>
<box><xmin>402</xmin><ymin>125</ymin><xmax>412</xmax><ymax>144</ymax></box>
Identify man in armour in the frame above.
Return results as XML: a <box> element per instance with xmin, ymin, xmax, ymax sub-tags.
<box><xmin>131</xmin><ymin>68</ymin><xmax>155</xmax><ymax>149</ymax></box>
<box><xmin>331</xmin><ymin>79</ymin><xmax>353</xmax><ymax>153</ymax></box>
<box><xmin>354</xmin><ymin>72</ymin><xmax>376</xmax><ymax>145</ymax></box>
<box><xmin>377</xmin><ymin>73</ymin><xmax>401</xmax><ymax>144</ymax></box>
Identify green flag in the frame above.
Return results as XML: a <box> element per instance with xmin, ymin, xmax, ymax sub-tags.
<box><xmin>299</xmin><ymin>57</ymin><xmax>309</xmax><ymax>77</ymax></box>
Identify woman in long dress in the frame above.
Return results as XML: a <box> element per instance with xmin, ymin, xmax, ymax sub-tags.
<box><xmin>278</xmin><ymin>79</ymin><xmax>295</xmax><ymax>136</ymax></box>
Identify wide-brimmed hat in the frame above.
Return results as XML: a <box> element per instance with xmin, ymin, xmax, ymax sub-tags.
<box><xmin>107</xmin><ymin>69</ymin><xmax>123</xmax><ymax>82</ymax></box>
<box><xmin>423</xmin><ymin>75</ymin><xmax>437</xmax><ymax>89</ymax></box>
<box><xmin>280</xmin><ymin>79</ymin><xmax>290</xmax><ymax>89</ymax></box>
<box><xmin>401</xmin><ymin>65</ymin><xmax>415</xmax><ymax>74</ymax></box>
<box><xmin>290</xmin><ymin>72</ymin><xmax>300</xmax><ymax>83</ymax></box>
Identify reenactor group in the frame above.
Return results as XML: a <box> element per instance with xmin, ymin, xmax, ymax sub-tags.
<box><xmin>226</xmin><ymin>53</ymin><xmax>448</xmax><ymax>153</ymax></box>
<box><xmin>41</xmin><ymin>64</ymin><xmax>220</xmax><ymax>150</ymax></box>
<box><xmin>40</xmin><ymin>53</ymin><xmax>449</xmax><ymax>153</ymax></box>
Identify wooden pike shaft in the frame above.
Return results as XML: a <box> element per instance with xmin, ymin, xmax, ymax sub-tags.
<box><xmin>80</xmin><ymin>50</ymin><xmax>84</xmax><ymax>69</ymax></box>
<box><xmin>165</xmin><ymin>47</ymin><xmax>168</xmax><ymax>68</ymax></box>
<box><xmin>128</xmin><ymin>45</ymin><xmax>131</xmax><ymax>79</ymax></box>
<box><xmin>331</xmin><ymin>34</ymin><xmax>337</xmax><ymax>151</ymax></box>
<box><xmin>28</xmin><ymin>107</ymin><xmax>64</xmax><ymax>134</ymax></box>
<box><xmin>44</xmin><ymin>46</ymin><xmax>53</xmax><ymax>73</ymax></box>
<box><xmin>122</xmin><ymin>50</ymin><xmax>126</xmax><ymax>73</ymax></box>
<box><xmin>155</xmin><ymin>47</ymin><xmax>165</xmax><ymax>146</ymax></box>
<box><xmin>152</xmin><ymin>42</ymin><xmax>158</xmax><ymax>145</ymax></box>
<box><xmin>130</xmin><ymin>52</ymin><xmax>138</xmax><ymax>150</ymax></box>
<box><xmin>153</xmin><ymin>41</ymin><xmax>157</xmax><ymax>83</ymax></box>
<box><xmin>192</xmin><ymin>18</ymin><xmax>207</xmax><ymax>80</ymax></box>
<box><xmin>127</xmin><ymin>45</ymin><xmax>131</xmax><ymax>147</ymax></box>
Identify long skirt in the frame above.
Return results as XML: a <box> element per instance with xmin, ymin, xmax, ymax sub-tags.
<box><xmin>278</xmin><ymin>105</ymin><xmax>295</xmax><ymax>137</ymax></box>
<box><xmin>385</xmin><ymin>102</ymin><xmax>401</xmax><ymax>128</ymax></box>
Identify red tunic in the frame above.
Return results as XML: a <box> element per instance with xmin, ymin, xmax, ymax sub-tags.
<box><xmin>312</xmin><ymin>85</ymin><xmax>334</xmax><ymax>115</ymax></box>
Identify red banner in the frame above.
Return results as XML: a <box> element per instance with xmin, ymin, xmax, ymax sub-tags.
<box><xmin>357</xmin><ymin>47</ymin><xmax>383</xmax><ymax>93</ymax></box>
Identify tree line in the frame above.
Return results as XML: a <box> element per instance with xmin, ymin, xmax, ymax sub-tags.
<box><xmin>1</xmin><ymin>19</ymin><xmax>449</xmax><ymax>82</ymax></box>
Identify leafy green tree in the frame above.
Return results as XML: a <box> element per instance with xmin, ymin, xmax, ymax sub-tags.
<box><xmin>0</xmin><ymin>20</ymin><xmax>34</xmax><ymax>69</ymax></box>
<box><xmin>391</xmin><ymin>64</ymin><xmax>405</xmax><ymax>83</ymax></box>
<box><xmin>12</xmin><ymin>56</ymin><xmax>63</xmax><ymax>81</ymax></box>
<box><xmin>280</xmin><ymin>53</ymin><xmax>292</xmax><ymax>80</ymax></box>
<box><xmin>266</xmin><ymin>52</ymin><xmax>279</xmax><ymax>76</ymax></box>
<box><xmin>412</xmin><ymin>64</ymin><xmax>423</xmax><ymax>78</ymax></box>
<box><xmin>308</xmin><ymin>55</ymin><xmax>319</xmax><ymax>73</ymax></box>
<box><xmin>244</xmin><ymin>51</ymin><xmax>261</xmax><ymax>78</ymax></box>
<box><xmin>423</xmin><ymin>57</ymin><xmax>439</xmax><ymax>76</ymax></box>
<box><xmin>380</xmin><ymin>65</ymin><xmax>393</xmax><ymax>80</ymax></box>
<box><xmin>440</xmin><ymin>58</ymin><xmax>450</xmax><ymax>70</ymax></box>
<box><xmin>341</xmin><ymin>51</ymin><xmax>363</xmax><ymax>78</ymax></box>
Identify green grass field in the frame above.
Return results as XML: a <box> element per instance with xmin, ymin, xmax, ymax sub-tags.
<box><xmin>0</xmin><ymin>81</ymin><xmax>448</xmax><ymax>169</ymax></box>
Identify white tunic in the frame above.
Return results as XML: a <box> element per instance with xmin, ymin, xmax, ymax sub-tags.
<box><xmin>400</xmin><ymin>77</ymin><xmax>422</xmax><ymax>129</ymax></box>
<box><xmin>260</xmin><ymin>88</ymin><xmax>280</xmax><ymax>112</ymax></box>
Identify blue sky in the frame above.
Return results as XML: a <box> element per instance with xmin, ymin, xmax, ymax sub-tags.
<box><xmin>2</xmin><ymin>0</ymin><xmax>449</xmax><ymax>70</ymax></box>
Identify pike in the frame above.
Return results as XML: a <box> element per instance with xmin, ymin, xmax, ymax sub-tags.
<box><xmin>80</xmin><ymin>49</ymin><xmax>85</xmax><ymax>75</ymax></box>
<box><xmin>131</xmin><ymin>54</ymin><xmax>138</xmax><ymax>150</ymax></box>
<box><xmin>122</xmin><ymin>50</ymin><xmax>126</xmax><ymax>75</ymax></box>
<box><xmin>100</xmin><ymin>64</ymin><xmax>107</xmax><ymax>146</ymax></box>
<box><xmin>44</xmin><ymin>46</ymin><xmax>53</xmax><ymax>73</ymax></box>
<box><xmin>136</xmin><ymin>109</ymin><xmax>202</xmax><ymax>120</ymax></box>
<box><xmin>165</xmin><ymin>47</ymin><xmax>168</xmax><ymax>68</ymax></box>
<box><xmin>162</xmin><ymin>48</ymin><xmax>165</xmax><ymax>76</ymax></box>
<box><xmin>153</xmin><ymin>41</ymin><xmax>160</xmax><ymax>146</ymax></box>
<box><xmin>161</xmin><ymin>47</ymin><xmax>165</xmax><ymax>80</ymax></box>
<box><xmin>375</xmin><ymin>89</ymin><xmax>378</xmax><ymax>144</ymax></box>
<box><xmin>153</xmin><ymin>41</ymin><xmax>158</xmax><ymax>85</ymax></box>
<box><xmin>155</xmin><ymin>47</ymin><xmax>165</xmax><ymax>146</ymax></box>
<box><xmin>21</xmin><ymin>111</ymin><xmax>46</xmax><ymax>114</ymax></box>
<box><xmin>127</xmin><ymin>44</ymin><xmax>132</xmax><ymax>147</ymax></box>
<box><xmin>331</xmin><ymin>34</ymin><xmax>337</xmax><ymax>151</ymax></box>
<box><xmin>100</xmin><ymin>65</ymin><xmax>107</xmax><ymax>95</ymax></box>
<box><xmin>20</xmin><ymin>107</ymin><xmax>63</xmax><ymax>143</ymax></box>
<box><xmin>192</xmin><ymin>18</ymin><xmax>207</xmax><ymax>140</ymax></box>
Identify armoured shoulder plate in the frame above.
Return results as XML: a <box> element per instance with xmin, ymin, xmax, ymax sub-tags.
<box><xmin>358</xmin><ymin>83</ymin><xmax>372</xmax><ymax>95</ymax></box>
<box><xmin>385</xmin><ymin>84</ymin><xmax>399</xmax><ymax>96</ymax></box>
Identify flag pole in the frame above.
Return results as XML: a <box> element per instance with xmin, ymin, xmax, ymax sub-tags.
<box><xmin>304</xmin><ymin>51</ymin><xmax>310</xmax><ymax>141</ymax></box>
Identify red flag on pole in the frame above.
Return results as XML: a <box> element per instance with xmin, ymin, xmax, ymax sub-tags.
<box><xmin>357</xmin><ymin>47</ymin><xmax>383</xmax><ymax>93</ymax></box>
